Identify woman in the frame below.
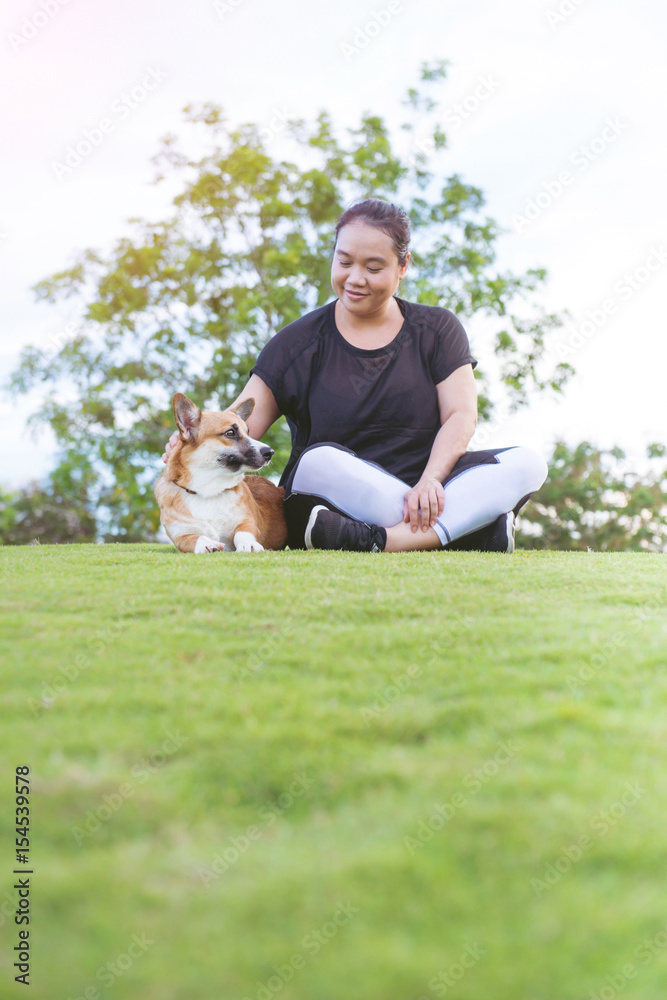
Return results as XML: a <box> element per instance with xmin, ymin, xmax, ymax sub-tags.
<box><xmin>163</xmin><ymin>199</ymin><xmax>548</xmax><ymax>553</ymax></box>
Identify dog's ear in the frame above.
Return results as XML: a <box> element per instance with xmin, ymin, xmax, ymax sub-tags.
<box><xmin>173</xmin><ymin>393</ymin><xmax>202</xmax><ymax>443</ymax></box>
<box><xmin>231</xmin><ymin>398</ymin><xmax>255</xmax><ymax>424</ymax></box>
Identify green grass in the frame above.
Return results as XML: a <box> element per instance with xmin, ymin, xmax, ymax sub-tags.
<box><xmin>1</xmin><ymin>544</ymin><xmax>666</xmax><ymax>1000</ymax></box>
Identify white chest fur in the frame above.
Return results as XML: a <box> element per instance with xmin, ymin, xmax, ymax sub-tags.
<box><xmin>167</xmin><ymin>489</ymin><xmax>246</xmax><ymax>551</ymax></box>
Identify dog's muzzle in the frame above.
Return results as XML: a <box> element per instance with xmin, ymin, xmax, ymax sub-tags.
<box><xmin>219</xmin><ymin>445</ymin><xmax>274</xmax><ymax>471</ymax></box>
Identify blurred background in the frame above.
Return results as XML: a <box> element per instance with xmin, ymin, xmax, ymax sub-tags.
<box><xmin>1</xmin><ymin>0</ymin><xmax>665</xmax><ymax>548</ymax></box>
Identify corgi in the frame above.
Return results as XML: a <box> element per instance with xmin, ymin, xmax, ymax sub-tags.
<box><xmin>155</xmin><ymin>393</ymin><xmax>287</xmax><ymax>553</ymax></box>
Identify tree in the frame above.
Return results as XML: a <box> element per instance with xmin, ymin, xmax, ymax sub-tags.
<box><xmin>515</xmin><ymin>441</ymin><xmax>667</xmax><ymax>551</ymax></box>
<box><xmin>8</xmin><ymin>61</ymin><xmax>572</xmax><ymax>542</ymax></box>
<box><xmin>0</xmin><ymin>460</ymin><xmax>97</xmax><ymax>545</ymax></box>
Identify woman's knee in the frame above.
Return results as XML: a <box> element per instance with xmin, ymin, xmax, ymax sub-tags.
<box><xmin>294</xmin><ymin>442</ymin><xmax>354</xmax><ymax>476</ymax></box>
<box><xmin>289</xmin><ymin>443</ymin><xmax>362</xmax><ymax>509</ymax></box>
<box><xmin>499</xmin><ymin>446</ymin><xmax>549</xmax><ymax>492</ymax></box>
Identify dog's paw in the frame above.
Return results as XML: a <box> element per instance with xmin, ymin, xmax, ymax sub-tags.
<box><xmin>233</xmin><ymin>532</ymin><xmax>264</xmax><ymax>553</ymax></box>
<box><xmin>194</xmin><ymin>535</ymin><xmax>226</xmax><ymax>554</ymax></box>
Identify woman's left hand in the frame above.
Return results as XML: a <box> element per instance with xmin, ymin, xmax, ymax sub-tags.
<box><xmin>403</xmin><ymin>476</ymin><xmax>445</xmax><ymax>533</ymax></box>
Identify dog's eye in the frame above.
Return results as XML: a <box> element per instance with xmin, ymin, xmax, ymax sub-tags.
<box><xmin>222</xmin><ymin>428</ymin><xmax>236</xmax><ymax>438</ymax></box>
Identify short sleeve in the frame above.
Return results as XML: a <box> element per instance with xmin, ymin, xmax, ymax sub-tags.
<box><xmin>429</xmin><ymin>309</ymin><xmax>477</xmax><ymax>384</ymax></box>
<box><xmin>248</xmin><ymin>305</ymin><xmax>328</xmax><ymax>421</ymax></box>
<box><xmin>249</xmin><ymin>334</ymin><xmax>288</xmax><ymax>414</ymax></box>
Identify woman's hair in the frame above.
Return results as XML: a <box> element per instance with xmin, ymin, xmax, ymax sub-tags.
<box><xmin>334</xmin><ymin>199</ymin><xmax>411</xmax><ymax>267</ymax></box>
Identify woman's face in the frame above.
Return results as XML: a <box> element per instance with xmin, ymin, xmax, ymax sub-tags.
<box><xmin>331</xmin><ymin>222</ymin><xmax>410</xmax><ymax>317</ymax></box>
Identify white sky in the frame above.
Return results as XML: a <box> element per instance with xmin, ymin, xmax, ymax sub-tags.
<box><xmin>1</xmin><ymin>0</ymin><xmax>665</xmax><ymax>487</ymax></box>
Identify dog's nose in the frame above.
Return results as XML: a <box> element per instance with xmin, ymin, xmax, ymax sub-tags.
<box><xmin>260</xmin><ymin>446</ymin><xmax>274</xmax><ymax>461</ymax></box>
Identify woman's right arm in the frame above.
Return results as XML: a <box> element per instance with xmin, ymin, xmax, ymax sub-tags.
<box><xmin>229</xmin><ymin>373</ymin><xmax>281</xmax><ymax>440</ymax></box>
<box><xmin>161</xmin><ymin>374</ymin><xmax>281</xmax><ymax>463</ymax></box>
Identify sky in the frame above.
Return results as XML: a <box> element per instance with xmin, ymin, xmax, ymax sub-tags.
<box><xmin>1</xmin><ymin>0</ymin><xmax>665</xmax><ymax>489</ymax></box>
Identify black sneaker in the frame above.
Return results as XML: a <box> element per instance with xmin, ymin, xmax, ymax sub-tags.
<box><xmin>445</xmin><ymin>512</ymin><xmax>515</xmax><ymax>553</ymax></box>
<box><xmin>304</xmin><ymin>506</ymin><xmax>387</xmax><ymax>552</ymax></box>
<box><xmin>488</xmin><ymin>511</ymin><xmax>515</xmax><ymax>553</ymax></box>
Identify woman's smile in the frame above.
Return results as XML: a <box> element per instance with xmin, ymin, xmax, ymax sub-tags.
<box><xmin>331</xmin><ymin>221</ymin><xmax>409</xmax><ymax>321</ymax></box>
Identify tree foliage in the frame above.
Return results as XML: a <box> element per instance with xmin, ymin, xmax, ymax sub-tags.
<box><xmin>516</xmin><ymin>441</ymin><xmax>667</xmax><ymax>551</ymax></box>
<box><xmin>9</xmin><ymin>60</ymin><xmax>572</xmax><ymax>542</ymax></box>
<box><xmin>0</xmin><ymin>459</ymin><xmax>97</xmax><ymax>545</ymax></box>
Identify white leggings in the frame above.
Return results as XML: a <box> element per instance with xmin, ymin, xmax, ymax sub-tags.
<box><xmin>289</xmin><ymin>444</ymin><xmax>548</xmax><ymax>546</ymax></box>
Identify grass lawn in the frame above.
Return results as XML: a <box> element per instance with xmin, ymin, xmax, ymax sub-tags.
<box><xmin>1</xmin><ymin>544</ymin><xmax>666</xmax><ymax>1000</ymax></box>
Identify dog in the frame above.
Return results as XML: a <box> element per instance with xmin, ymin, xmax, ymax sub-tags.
<box><xmin>155</xmin><ymin>393</ymin><xmax>287</xmax><ymax>553</ymax></box>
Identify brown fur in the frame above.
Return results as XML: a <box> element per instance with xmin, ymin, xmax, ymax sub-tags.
<box><xmin>242</xmin><ymin>476</ymin><xmax>287</xmax><ymax>550</ymax></box>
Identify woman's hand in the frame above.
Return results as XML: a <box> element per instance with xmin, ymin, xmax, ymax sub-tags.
<box><xmin>161</xmin><ymin>431</ymin><xmax>180</xmax><ymax>464</ymax></box>
<box><xmin>403</xmin><ymin>475</ymin><xmax>445</xmax><ymax>532</ymax></box>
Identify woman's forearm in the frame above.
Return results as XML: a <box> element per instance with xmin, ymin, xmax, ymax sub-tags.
<box><xmin>230</xmin><ymin>374</ymin><xmax>282</xmax><ymax>439</ymax></box>
<box><xmin>420</xmin><ymin>410</ymin><xmax>477</xmax><ymax>483</ymax></box>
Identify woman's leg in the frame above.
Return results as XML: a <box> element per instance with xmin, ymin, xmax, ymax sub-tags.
<box><xmin>433</xmin><ymin>446</ymin><xmax>548</xmax><ymax>545</ymax></box>
<box><xmin>283</xmin><ymin>443</ymin><xmax>409</xmax><ymax>550</ymax></box>
<box><xmin>284</xmin><ymin>442</ymin><xmax>547</xmax><ymax>551</ymax></box>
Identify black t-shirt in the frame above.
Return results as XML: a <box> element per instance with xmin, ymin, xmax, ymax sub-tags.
<box><xmin>250</xmin><ymin>296</ymin><xmax>477</xmax><ymax>487</ymax></box>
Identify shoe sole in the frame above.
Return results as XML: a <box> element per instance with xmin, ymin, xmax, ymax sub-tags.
<box><xmin>506</xmin><ymin>512</ymin><xmax>516</xmax><ymax>554</ymax></box>
<box><xmin>304</xmin><ymin>505</ymin><xmax>329</xmax><ymax>550</ymax></box>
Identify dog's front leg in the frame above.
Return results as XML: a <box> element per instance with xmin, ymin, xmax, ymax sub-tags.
<box><xmin>171</xmin><ymin>532</ymin><xmax>226</xmax><ymax>554</ymax></box>
<box><xmin>233</xmin><ymin>521</ymin><xmax>264</xmax><ymax>552</ymax></box>
<box><xmin>194</xmin><ymin>536</ymin><xmax>227</xmax><ymax>554</ymax></box>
